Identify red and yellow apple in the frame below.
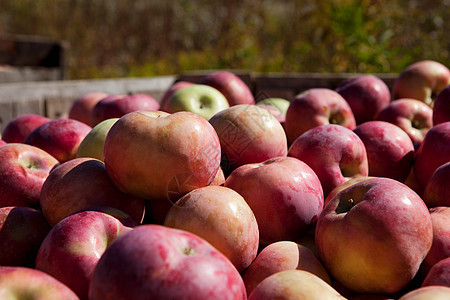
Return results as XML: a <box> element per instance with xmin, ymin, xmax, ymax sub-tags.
<box><xmin>68</xmin><ymin>92</ymin><xmax>109</xmax><ymax>125</ymax></box>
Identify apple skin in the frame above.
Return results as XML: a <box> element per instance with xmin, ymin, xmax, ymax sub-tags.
<box><xmin>423</xmin><ymin>162</ymin><xmax>450</xmax><ymax>207</ymax></box>
<box><xmin>88</xmin><ymin>224</ymin><xmax>247</xmax><ymax>300</ymax></box>
<box><xmin>242</xmin><ymin>241</ymin><xmax>331</xmax><ymax>295</ymax></box>
<box><xmin>164</xmin><ymin>185</ymin><xmax>259</xmax><ymax>273</ymax></box>
<box><xmin>422</xmin><ymin>256</ymin><xmax>450</xmax><ymax>288</ymax></box>
<box><xmin>288</xmin><ymin>124</ymin><xmax>369</xmax><ymax>197</ymax></box>
<box><xmin>335</xmin><ymin>74</ymin><xmax>391</xmax><ymax>125</ymax></box>
<box><xmin>353</xmin><ymin>120</ymin><xmax>415</xmax><ymax>182</ymax></box>
<box><xmin>76</xmin><ymin>118</ymin><xmax>119</xmax><ymax>161</ymax></box>
<box><xmin>209</xmin><ymin>165</ymin><xmax>225</xmax><ymax>186</ymax></box>
<box><xmin>0</xmin><ymin>139</ymin><xmax>5</xmax><ymax>145</ymax></box>
<box><xmin>224</xmin><ymin>156</ymin><xmax>324</xmax><ymax>243</ymax></box>
<box><xmin>1</xmin><ymin>113</ymin><xmax>50</xmax><ymax>143</ymax></box>
<box><xmin>68</xmin><ymin>92</ymin><xmax>109</xmax><ymax>125</ymax></box>
<box><xmin>284</xmin><ymin>88</ymin><xmax>356</xmax><ymax>144</ymax></box>
<box><xmin>433</xmin><ymin>85</ymin><xmax>450</xmax><ymax>126</ymax></box>
<box><xmin>413</xmin><ymin>121</ymin><xmax>450</xmax><ymax>189</ymax></box>
<box><xmin>35</xmin><ymin>210</ymin><xmax>134</xmax><ymax>300</ymax></box>
<box><xmin>164</xmin><ymin>84</ymin><xmax>230</xmax><ymax>120</ymax></box>
<box><xmin>392</xmin><ymin>60</ymin><xmax>450</xmax><ymax>106</ymax></box>
<box><xmin>315</xmin><ymin>177</ymin><xmax>433</xmax><ymax>294</ymax></box>
<box><xmin>39</xmin><ymin>157</ymin><xmax>145</xmax><ymax>226</ymax></box>
<box><xmin>248</xmin><ymin>270</ymin><xmax>346</xmax><ymax>300</ymax></box>
<box><xmin>0</xmin><ymin>206</ymin><xmax>51</xmax><ymax>267</ymax></box>
<box><xmin>24</xmin><ymin>118</ymin><xmax>92</xmax><ymax>163</ymax></box>
<box><xmin>160</xmin><ymin>81</ymin><xmax>194</xmax><ymax>112</ymax></box>
<box><xmin>209</xmin><ymin>104</ymin><xmax>288</xmax><ymax>175</ymax></box>
<box><xmin>0</xmin><ymin>143</ymin><xmax>59</xmax><ymax>208</ymax></box>
<box><xmin>256</xmin><ymin>97</ymin><xmax>290</xmax><ymax>124</ymax></box>
<box><xmin>376</xmin><ymin>98</ymin><xmax>433</xmax><ymax>146</ymax></box>
<box><xmin>419</xmin><ymin>206</ymin><xmax>450</xmax><ymax>279</ymax></box>
<box><xmin>200</xmin><ymin>70</ymin><xmax>255</xmax><ymax>106</ymax></box>
<box><xmin>398</xmin><ymin>286</ymin><xmax>450</xmax><ymax>300</ymax></box>
<box><xmin>90</xmin><ymin>93</ymin><xmax>160</xmax><ymax>127</ymax></box>
<box><xmin>104</xmin><ymin>110</ymin><xmax>221</xmax><ymax>200</ymax></box>
<box><xmin>0</xmin><ymin>266</ymin><xmax>80</xmax><ymax>300</ymax></box>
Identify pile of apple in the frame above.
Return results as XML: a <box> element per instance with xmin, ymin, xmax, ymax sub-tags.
<box><xmin>0</xmin><ymin>60</ymin><xmax>450</xmax><ymax>300</ymax></box>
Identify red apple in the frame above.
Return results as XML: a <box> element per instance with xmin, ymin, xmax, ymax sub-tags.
<box><xmin>39</xmin><ymin>157</ymin><xmax>145</xmax><ymax>226</ymax></box>
<box><xmin>242</xmin><ymin>241</ymin><xmax>331</xmax><ymax>295</ymax></box>
<box><xmin>90</xmin><ymin>93</ymin><xmax>160</xmax><ymax>127</ymax></box>
<box><xmin>68</xmin><ymin>92</ymin><xmax>109</xmax><ymax>125</ymax></box>
<box><xmin>392</xmin><ymin>60</ymin><xmax>450</xmax><ymax>106</ymax></box>
<box><xmin>422</xmin><ymin>256</ymin><xmax>450</xmax><ymax>288</ymax></box>
<box><xmin>288</xmin><ymin>124</ymin><xmax>369</xmax><ymax>197</ymax></box>
<box><xmin>398</xmin><ymin>286</ymin><xmax>450</xmax><ymax>300</ymax></box>
<box><xmin>315</xmin><ymin>177</ymin><xmax>433</xmax><ymax>294</ymax></box>
<box><xmin>0</xmin><ymin>139</ymin><xmax>5</xmax><ymax>145</ymax></box>
<box><xmin>209</xmin><ymin>165</ymin><xmax>225</xmax><ymax>186</ymax></box>
<box><xmin>419</xmin><ymin>206</ymin><xmax>450</xmax><ymax>279</ymax></box>
<box><xmin>284</xmin><ymin>88</ymin><xmax>356</xmax><ymax>144</ymax></box>
<box><xmin>248</xmin><ymin>270</ymin><xmax>345</xmax><ymax>300</ymax></box>
<box><xmin>224</xmin><ymin>156</ymin><xmax>324</xmax><ymax>243</ymax></box>
<box><xmin>423</xmin><ymin>162</ymin><xmax>450</xmax><ymax>207</ymax></box>
<box><xmin>433</xmin><ymin>85</ymin><xmax>450</xmax><ymax>126</ymax></box>
<box><xmin>160</xmin><ymin>81</ymin><xmax>194</xmax><ymax>112</ymax></box>
<box><xmin>35</xmin><ymin>210</ymin><xmax>134</xmax><ymax>300</ymax></box>
<box><xmin>414</xmin><ymin>121</ymin><xmax>450</xmax><ymax>189</ymax></box>
<box><xmin>24</xmin><ymin>118</ymin><xmax>92</xmax><ymax>163</ymax></box>
<box><xmin>353</xmin><ymin>120</ymin><xmax>415</xmax><ymax>182</ymax></box>
<box><xmin>0</xmin><ymin>206</ymin><xmax>51</xmax><ymax>267</ymax></box>
<box><xmin>104</xmin><ymin>110</ymin><xmax>221</xmax><ymax>200</ymax></box>
<box><xmin>0</xmin><ymin>266</ymin><xmax>79</xmax><ymax>299</ymax></box>
<box><xmin>0</xmin><ymin>143</ymin><xmax>58</xmax><ymax>208</ymax></box>
<box><xmin>335</xmin><ymin>74</ymin><xmax>391</xmax><ymax>124</ymax></box>
<box><xmin>164</xmin><ymin>185</ymin><xmax>259</xmax><ymax>273</ymax></box>
<box><xmin>376</xmin><ymin>98</ymin><xmax>433</xmax><ymax>146</ymax></box>
<box><xmin>1</xmin><ymin>113</ymin><xmax>50</xmax><ymax>143</ymax></box>
<box><xmin>89</xmin><ymin>224</ymin><xmax>247</xmax><ymax>300</ymax></box>
<box><xmin>200</xmin><ymin>70</ymin><xmax>255</xmax><ymax>106</ymax></box>
<box><xmin>209</xmin><ymin>104</ymin><xmax>288</xmax><ymax>175</ymax></box>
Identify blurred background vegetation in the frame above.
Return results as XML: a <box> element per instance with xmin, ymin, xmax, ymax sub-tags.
<box><xmin>1</xmin><ymin>0</ymin><xmax>448</xmax><ymax>79</ymax></box>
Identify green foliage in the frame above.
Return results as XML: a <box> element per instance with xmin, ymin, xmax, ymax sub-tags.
<box><xmin>0</xmin><ymin>0</ymin><xmax>448</xmax><ymax>79</ymax></box>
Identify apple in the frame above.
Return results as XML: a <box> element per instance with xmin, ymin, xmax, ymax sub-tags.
<box><xmin>35</xmin><ymin>210</ymin><xmax>134</xmax><ymax>300</ymax></box>
<box><xmin>284</xmin><ymin>88</ymin><xmax>356</xmax><ymax>144</ymax></box>
<box><xmin>421</xmin><ymin>257</ymin><xmax>450</xmax><ymax>288</ymax></box>
<box><xmin>0</xmin><ymin>143</ymin><xmax>58</xmax><ymax>208</ymax></box>
<box><xmin>256</xmin><ymin>97</ymin><xmax>290</xmax><ymax>124</ymax></box>
<box><xmin>248</xmin><ymin>270</ymin><xmax>346</xmax><ymax>300</ymax></box>
<box><xmin>209</xmin><ymin>104</ymin><xmax>288</xmax><ymax>175</ymax></box>
<box><xmin>24</xmin><ymin>118</ymin><xmax>92</xmax><ymax>163</ymax></box>
<box><xmin>1</xmin><ymin>113</ymin><xmax>50</xmax><ymax>143</ymax></box>
<box><xmin>209</xmin><ymin>165</ymin><xmax>225</xmax><ymax>186</ymax></box>
<box><xmin>398</xmin><ymin>286</ymin><xmax>450</xmax><ymax>300</ymax></box>
<box><xmin>414</xmin><ymin>121</ymin><xmax>450</xmax><ymax>189</ymax></box>
<box><xmin>376</xmin><ymin>98</ymin><xmax>433</xmax><ymax>146</ymax></box>
<box><xmin>163</xmin><ymin>84</ymin><xmax>230</xmax><ymax>120</ymax></box>
<box><xmin>39</xmin><ymin>157</ymin><xmax>145</xmax><ymax>226</ymax></box>
<box><xmin>433</xmin><ymin>85</ymin><xmax>450</xmax><ymax>126</ymax></box>
<box><xmin>160</xmin><ymin>81</ymin><xmax>194</xmax><ymax>112</ymax></box>
<box><xmin>0</xmin><ymin>266</ymin><xmax>79</xmax><ymax>299</ymax></box>
<box><xmin>315</xmin><ymin>177</ymin><xmax>433</xmax><ymax>294</ymax></box>
<box><xmin>392</xmin><ymin>60</ymin><xmax>450</xmax><ymax>106</ymax></box>
<box><xmin>89</xmin><ymin>224</ymin><xmax>247</xmax><ymax>300</ymax></box>
<box><xmin>353</xmin><ymin>120</ymin><xmax>415</xmax><ymax>182</ymax></box>
<box><xmin>242</xmin><ymin>241</ymin><xmax>331</xmax><ymax>295</ymax></box>
<box><xmin>164</xmin><ymin>185</ymin><xmax>259</xmax><ymax>273</ymax></box>
<box><xmin>0</xmin><ymin>206</ymin><xmax>51</xmax><ymax>267</ymax></box>
<box><xmin>76</xmin><ymin>118</ymin><xmax>119</xmax><ymax>161</ymax></box>
<box><xmin>288</xmin><ymin>124</ymin><xmax>369</xmax><ymax>197</ymax></box>
<box><xmin>224</xmin><ymin>156</ymin><xmax>324</xmax><ymax>243</ymax></box>
<box><xmin>0</xmin><ymin>139</ymin><xmax>5</xmax><ymax>145</ymax></box>
<box><xmin>419</xmin><ymin>206</ymin><xmax>450</xmax><ymax>279</ymax></box>
<box><xmin>104</xmin><ymin>110</ymin><xmax>221</xmax><ymax>200</ymax></box>
<box><xmin>200</xmin><ymin>70</ymin><xmax>255</xmax><ymax>106</ymax></box>
<box><xmin>90</xmin><ymin>93</ymin><xmax>160</xmax><ymax>127</ymax></box>
<box><xmin>335</xmin><ymin>74</ymin><xmax>391</xmax><ymax>125</ymax></box>
<box><xmin>423</xmin><ymin>162</ymin><xmax>450</xmax><ymax>207</ymax></box>
<box><xmin>68</xmin><ymin>92</ymin><xmax>109</xmax><ymax>125</ymax></box>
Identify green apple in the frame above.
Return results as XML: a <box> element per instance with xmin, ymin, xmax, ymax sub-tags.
<box><xmin>256</xmin><ymin>98</ymin><xmax>290</xmax><ymax>119</ymax></box>
<box><xmin>165</xmin><ymin>84</ymin><xmax>230</xmax><ymax>120</ymax></box>
<box><xmin>76</xmin><ymin>118</ymin><xmax>119</xmax><ymax>161</ymax></box>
